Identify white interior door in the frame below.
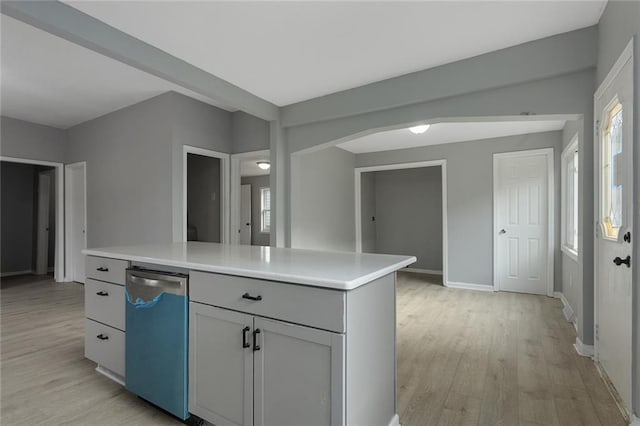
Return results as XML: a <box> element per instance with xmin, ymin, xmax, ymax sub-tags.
<box><xmin>35</xmin><ymin>172</ymin><xmax>51</xmax><ymax>275</ymax></box>
<box><xmin>595</xmin><ymin>44</ymin><xmax>633</xmax><ymax>414</ymax></box>
<box><xmin>66</xmin><ymin>163</ymin><xmax>86</xmax><ymax>283</ymax></box>
<box><xmin>240</xmin><ymin>184</ymin><xmax>252</xmax><ymax>245</ymax></box>
<box><xmin>495</xmin><ymin>151</ymin><xmax>550</xmax><ymax>295</ymax></box>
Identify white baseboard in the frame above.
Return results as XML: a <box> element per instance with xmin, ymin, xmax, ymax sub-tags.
<box><xmin>0</xmin><ymin>269</ymin><xmax>33</xmax><ymax>278</ymax></box>
<box><xmin>388</xmin><ymin>414</ymin><xmax>400</xmax><ymax>426</ymax></box>
<box><xmin>574</xmin><ymin>337</ymin><xmax>594</xmax><ymax>358</ymax></box>
<box><xmin>403</xmin><ymin>267</ymin><xmax>443</xmax><ymax>275</ymax></box>
<box><xmin>554</xmin><ymin>291</ymin><xmax>576</xmax><ymax>323</ymax></box>
<box><xmin>630</xmin><ymin>415</ymin><xmax>640</xmax><ymax>425</ymax></box>
<box><xmin>95</xmin><ymin>365</ymin><xmax>125</xmax><ymax>386</ymax></box>
<box><xmin>445</xmin><ymin>281</ymin><xmax>494</xmax><ymax>292</ymax></box>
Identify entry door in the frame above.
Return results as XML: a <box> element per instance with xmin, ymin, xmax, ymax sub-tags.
<box><xmin>495</xmin><ymin>152</ymin><xmax>550</xmax><ymax>295</ymax></box>
<box><xmin>594</xmin><ymin>44</ymin><xmax>633</xmax><ymax>413</ymax></box>
<box><xmin>67</xmin><ymin>163</ymin><xmax>86</xmax><ymax>283</ymax></box>
<box><xmin>240</xmin><ymin>184</ymin><xmax>252</xmax><ymax>245</ymax></box>
<box><xmin>35</xmin><ymin>172</ymin><xmax>51</xmax><ymax>275</ymax></box>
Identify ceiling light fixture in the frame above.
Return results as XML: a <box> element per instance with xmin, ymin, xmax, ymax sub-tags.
<box><xmin>409</xmin><ymin>124</ymin><xmax>430</xmax><ymax>134</ymax></box>
<box><xmin>257</xmin><ymin>161</ymin><xmax>271</xmax><ymax>170</ymax></box>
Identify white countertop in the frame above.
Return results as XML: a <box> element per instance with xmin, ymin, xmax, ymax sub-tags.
<box><xmin>83</xmin><ymin>242</ymin><xmax>415</xmax><ymax>290</ymax></box>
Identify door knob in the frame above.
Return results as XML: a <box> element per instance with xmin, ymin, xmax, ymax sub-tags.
<box><xmin>613</xmin><ymin>255</ymin><xmax>631</xmax><ymax>267</ymax></box>
<box><xmin>499</xmin><ymin>229</ymin><xmax>507</xmax><ymax>235</ymax></box>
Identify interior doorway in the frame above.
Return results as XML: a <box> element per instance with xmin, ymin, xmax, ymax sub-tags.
<box><xmin>0</xmin><ymin>157</ymin><xmax>64</xmax><ymax>282</ymax></box>
<box><xmin>65</xmin><ymin>162</ymin><xmax>86</xmax><ymax>283</ymax></box>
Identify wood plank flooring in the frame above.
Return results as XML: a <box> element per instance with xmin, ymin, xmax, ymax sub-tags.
<box><xmin>0</xmin><ymin>273</ymin><xmax>626</xmax><ymax>425</ymax></box>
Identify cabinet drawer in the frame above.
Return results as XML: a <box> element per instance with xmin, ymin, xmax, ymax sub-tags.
<box><xmin>86</xmin><ymin>256</ymin><xmax>129</xmax><ymax>284</ymax></box>
<box><xmin>85</xmin><ymin>279</ymin><xmax>125</xmax><ymax>331</ymax></box>
<box><xmin>190</xmin><ymin>271</ymin><xmax>345</xmax><ymax>333</ymax></box>
<box><xmin>85</xmin><ymin>319</ymin><xmax>125</xmax><ymax>377</ymax></box>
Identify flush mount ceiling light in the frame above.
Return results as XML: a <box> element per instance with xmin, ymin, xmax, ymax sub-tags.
<box><xmin>409</xmin><ymin>124</ymin><xmax>430</xmax><ymax>134</ymax></box>
<box><xmin>257</xmin><ymin>161</ymin><xmax>271</xmax><ymax>170</ymax></box>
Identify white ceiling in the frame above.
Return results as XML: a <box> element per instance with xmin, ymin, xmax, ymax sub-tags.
<box><xmin>337</xmin><ymin>120</ymin><xmax>567</xmax><ymax>154</ymax></box>
<box><xmin>66</xmin><ymin>0</ymin><xmax>606</xmax><ymax>106</ymax></box>
<box><xmin>0</xmin><ymin>14</ymin><xmax>234</xmax><ymax>129</ymax></box>
<box><xmin>241</xmin><ymin>158</ymin><xmax>270</xmax><ymax>177</ymax></box>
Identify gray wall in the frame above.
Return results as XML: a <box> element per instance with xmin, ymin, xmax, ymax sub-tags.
<box><xmin>187</xmin><ymin>154</ymin><xmax>221</xmax><ymax>243</ymax></box>
<box><xmin>0</xmin><ymin>116</ymin><xmax>66</xmax><ymax>163</ymax></box>
<box><xmin>232</xmin><ymin>111</ymin><xmax>271</xmax><ymax>154</ymax></box>
<box><xmin>291</xmin><ymin>146</ymin><xmax>355</xmax><ymax>252</ymax></box>
<box><xmin>1</xmin><ymin>162</ymin><xmax>35</xmax><ymax>273</ymax></box>
<box><xmin>356</xmin><ymin>131</ymin><xmax>562</xmax><ymax>288</ymax></box>
<box><xmin>596</xmin><ymin>0</ymin><xmax>640</xmax><ymax>416</ymax></box>
<box><xmin>241</xmin><ymin>174</ymin><xmax>271</xmax><ymax>246</ymax></box>
<box><xmin>360</xmin><ymin>172</ymin><xmax>376</xmax><ymax>252</ymax></box>
<box><xmin>368</xmin><ymin>167</ymin><xmax>443</xmax><ymax>271</ymax></box>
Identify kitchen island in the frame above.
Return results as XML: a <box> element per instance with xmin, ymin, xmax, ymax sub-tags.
<box><xmin>83</xmin><ymin>242</ymin><xmax>415</xmax><ymax>426</ymax></box>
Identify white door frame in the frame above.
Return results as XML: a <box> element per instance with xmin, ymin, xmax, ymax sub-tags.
<box><xmin>0</xmin><ymin>156</ymin><xmax>64</xmax><ymax>282</ymax></box>
<box><xmin>493</xmin><ymin>148</ymin><xmax>555</xmax><ymax>297</ymax></box>
<box><xmin>230</xmin><ymin>150</ymin><xmax>270</xmax><ymax>245</ymax></box>
<box><xmin>354</xmin><ymin>159</ymin><xmax>448</xmax><ymax>283</ymax></box>
<box><xmin>182</xmin><ymin>146</ymin><xmax>230</xmax><ymax>244</ymax></box>
<box><xmin>593</xmin><ymin>39</ymin><xmax>635</xmax><ymax>417</ymax></box>
<box><xmin>64</xmin><ymin>162</ymin><xmax>87</xmax><ymax>283</ymax></box>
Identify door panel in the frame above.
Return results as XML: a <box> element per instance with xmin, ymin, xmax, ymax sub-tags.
<box><xmin>36</xmin><ymin>172</ymin><xmax>50</xmax><ymax>275</ymax></box>
<box><xmin>496</xmin><ymin>153</ymin><xmax>549</xmax><ymax>295</ymax></box>
<box><xmin>595</xmin><ymin>50</ymin><xmax>633</xmax><ymax>413</ymax></box>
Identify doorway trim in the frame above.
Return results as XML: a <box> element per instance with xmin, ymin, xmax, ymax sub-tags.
<box><xmin>354</xmin><ymin>159</ymin><xmax>448</xmax><ymax>284</ymax></box>
<box><xmin>0</xmin><ymin>156</ymin><xmax>64</xmax><ymax>282</ymax></box>
<box><xmin>492</xmin><ymin>148</ymin><xmax>555</xmax><ymax>297</ymax></box>
<box><xmin>182</xmin><ymin>145</ymin><xmax>230</xmax><ymax>244</ymax></box>
<box><xmin>64</xmin><ymin>162</ymin><xmax>87</xmax><ymax>283</ymax></box>
<box><xmin>230</xmin><ymin>150</ymin><xmax>270</xmax><ymax>245</ymax></box>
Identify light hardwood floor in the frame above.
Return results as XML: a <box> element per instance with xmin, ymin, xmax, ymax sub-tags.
<box><xmin>1</xmin><ymin>273</ymin><xmax>626</xmax><ymax>425</ymax></box>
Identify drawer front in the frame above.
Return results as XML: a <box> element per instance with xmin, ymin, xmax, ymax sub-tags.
<box><xmin>190</xmin><ymin>271</ymin><xmax>345</xmax><ymax>333</ymax></box>
<box><xmin>85</xmin><ymin>279</ymin><xmax>125</xmax><ymax>331</ymax></box>
<box><xmin>86</xmin><ymin>256</ymin><xmax>129</xmax><ymax>284</ymax></box>
<box><xmin>85</xmin><ymin>319</ymin><xmax>125</xmax><ymax>377</ymax></box>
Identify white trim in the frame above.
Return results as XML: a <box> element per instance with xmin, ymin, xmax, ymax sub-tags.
<box><xmin>354</xmin><ymin>159</ymin><xmax>448</xmax><ymax>285</ymax></box>
<box><xmin>64</xmin><ymin>162</ymin><xmax>87</xmax><ymax>283</ymax></box>
<box><xmin>561</xmin><ymin>134</ymin><xmax>580</xmax><ymax>261</ymax></box>
<box><xmin>230</xmin><ymin>150</ymin><xmax>270</xmax><ymax>245</ymax></box>
<box><xmin>594</xmin><ymin>40</ymin><xmax>634</xmax><ymax>100</ymax></box>
<box><xmin>493</xmin><ymin>148</ymin><xmax>555</xmax><ymax>297</ymax></box>
<box><xmin>402</xmin><ymin>268</ymin><xmax>443</xmax><ymax>276</ymax></box>
<box><xmin>0</xmin><ymin>270</ymin><xmax>34</xmax><ymax>278</ymax></box>
<box><xmin>182</xmin><ymin>146</ymin><xmax>230</xmax><ymax>244</ymax></box>
<box><xmin>630</xmin><ymin>415</ymin><xmax>640</xmax><ymax>426</ymax></box>
<box><xmin>388</xmin><ymin>414</ymin><xmax>401</xmax><ymax>426</ymax></box>
<box><xmin>95</xmin><ymin>365</ymin><xmax>125</xmax><ymax>386</ymax></box>
<box><xmin>555</xmin><ymin>291</ymin><xmax>576</xmax><ymax>323</ymax></box>
<box><xmin>0</xmin><ymin>156</ymin><xmax>64</xmax><ymax>282</ymax></box>
<box><xmin>444</xmin><ymin>281</ymin><xmax>494</xmax><ymax>292</ymax></box>
<box><xmin>574</xmin><ymin>337</ymin><xmax>594</xmax><ymax>358</ymax></box>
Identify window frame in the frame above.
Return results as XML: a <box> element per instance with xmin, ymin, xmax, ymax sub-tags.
<box><xmin>600</xmin><ymin>100</ymin><xmax>624</xmax><ymax>241</ymax></box>
<box><xmin>260</xmin><ymin>187</ymin><xmax>271</xmax><ymax>234</ymax></box>
<box><xmin>561</xmin><ymin>134</ymin><xmax>579</xmax><ymax>261</ymax></box>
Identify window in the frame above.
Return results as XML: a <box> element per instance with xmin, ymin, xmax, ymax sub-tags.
<box><xmin>561</xmin><ymin>135</ymin><xmax>579</xmax><ymax>259</ymax></box>
<box><xmin>260</xmin><ymin>187</ymin><xmax>271</xmax><ymax>233</ymax></box>
<box><xmin>601</xmin><ymin>102</ymin><xmax>623</xmax><ymax>240</ymax></box>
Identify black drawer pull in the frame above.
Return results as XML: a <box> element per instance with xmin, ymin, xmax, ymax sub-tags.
<box><xmin>96</xmin><ymin>291</ymin><xmax>109</xmax><ymax>296</ymax></box>
<box><xmin>242</xmin><ymin>292</ymin><xmax>262</xmax><ymax>301</ymax></box>
<box><xmin>96</xmin><ymin>334</ymin><xmax>109</xmax><ymax>340</ymax></box>
<box><xmin>253</xmin><ymin>328</ymin><xmax>261</xmax><ymax>351</ymax></box>
<box><xmin>242</xmin><ymin>326</ymin><xmax>251</xmax><ymax>348</ymax></box>
<box><xmin>96</xmin><ymin>267</ymin><xmax>109</xmax><ymax>272</ymax></box>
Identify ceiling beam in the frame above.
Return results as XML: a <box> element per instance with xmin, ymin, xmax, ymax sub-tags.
<box><xmin>1</xmin><ymin>0</ymin><xmax>279</xmax><ymax>121</ymax></box>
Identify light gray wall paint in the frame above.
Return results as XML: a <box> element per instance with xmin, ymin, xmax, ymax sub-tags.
<box><xmin>241</xmin><ymin>174</ymin><xmax>271</xmax><ymax>246</ymax></box>
<box><xmin>369</xmin><ymin>167</ymin><xmax>442</xmax><ymax>271</ymax></box>
<box><xmin>66</xmin><ymin>93</ymin><xmax>174</xmax><ymax>248</ymax></box>
<box><xmin>356</xmin><ymin>131</ymin><xmax>562</xmax><ymax>288</ymax></box>
<box><xmin>187</xmin><ymin>154</ymin><xmax>221</xmax><ymax>243</ymax></box>
<box><xmin>291</xmin><ymin>146</ymin><xmax>355</xmax><ymax>252</ymax></box>
<box><xmin>232</xmin><ymin>112</ymin><xmax>271</xmax><ymax>154</ymax></box>
<box><xmin>597</xmin><ymin>0</ymin><xmax>640</xmax><ymax>415</ymax></box>
<box><xmin>1</xmin><ymin>162</ymin><xmax>35</xmax><ymax>273</ymax></box>
<box><xmin>360</xmin><ymin>172</ymin><xmax>376</xmax><ymax>253</ymax></box>
<box><xmin>0</xmin><ymin>116</ymin><xmax>66</xmax><ymax>163</ymax></box>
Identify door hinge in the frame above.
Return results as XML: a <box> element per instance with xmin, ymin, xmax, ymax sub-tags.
<box><xmin>595</xmin><ymin>120</ymin><xmax>600</xmax><ymax>132</ymax></box>
<box><xmin>595</xmin><ymin>324</ymin><xmax>599</xmax><ymax>341</ymax></box>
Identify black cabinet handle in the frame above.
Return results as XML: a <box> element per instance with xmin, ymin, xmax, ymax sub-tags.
<box><xmin>96</xmin><ymin>291</ymin><xmax>109</xmax><ymax>296</ymax></box>
<box><xmin>253</xmin><ymin>328</ymin><xmax>261</xmax><ymax>351</ymax></box>
<box><xmin>613</xmin><ymin>256</ymin><xmax>631</xmax><ymax>267</ymax></box>
<box><xmin>242</xmin><ymin>292</ymin><xmax>262</xmax><ymax>301</ymax></box>
<box><xmin>242</xmin><ymin>326</ymin><xmax>251</xmax><ymax>348</ymax></box>
<box><xmin>96</xmin><ymin>334</ymin><xmax>109</xmax><ymax>340</ymax></box>
<box><xmin>96</xmin><ymin>267</ymin><xmax>109</xmax><ymax>272</ymax></box>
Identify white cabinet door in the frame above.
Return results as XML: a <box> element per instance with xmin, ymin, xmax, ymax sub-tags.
<box><xmin>253</xmin><ymin>318</ymin><xmax>345</xmax><ymax>426</ymax></box>
<box><xmin>189</xmin><ymin>303</ymin><xmax>254</xmax><ymax>426</ymax></box>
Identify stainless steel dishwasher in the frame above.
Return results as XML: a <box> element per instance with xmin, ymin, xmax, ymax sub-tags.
<box><xmin>125</xmin><ymin>268</ymin><xmax>189</xmax><ymax>420</ymax></box>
